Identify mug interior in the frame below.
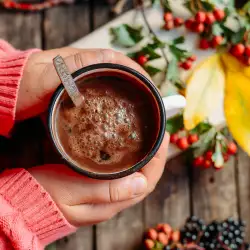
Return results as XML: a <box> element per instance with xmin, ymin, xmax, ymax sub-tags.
<box><xmin>48</xmin><ymin>64</ymin><xmax>165</xmax><ymax>179</ymax></box>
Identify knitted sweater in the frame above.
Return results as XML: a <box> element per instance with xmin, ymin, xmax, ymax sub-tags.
<box><xmin>0</xmin><ymin>40</ymin><xmax>76</xmax><ymax>249</ymax></box>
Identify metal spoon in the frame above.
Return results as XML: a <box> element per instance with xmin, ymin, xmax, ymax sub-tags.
<box><xmin>53</xmin><ymin>55</ymin><xmax>84</xmax><ymax>107</ymax></box>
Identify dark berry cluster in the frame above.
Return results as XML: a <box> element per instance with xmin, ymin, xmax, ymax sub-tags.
<box><xmin>163</xmin><ymin>12</ymin><xmax>184</xmax><ymax>30</ymax></box>
<box><xmin>143</xmin><ymin>216</ymin><xmax>249</xmax><ymax>250</ymax></box>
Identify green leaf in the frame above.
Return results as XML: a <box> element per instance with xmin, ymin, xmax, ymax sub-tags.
<box><xmin>141</xmin><ymin>46</ymin><xmax>161</xmax><ymax>60</ymax></box>
<box><xmin>231</xmin><ymin>27</ymin><xmax>246</xmax><ymax>44</ymax></box>
<box><xmin>127</xmin><ymin>52</ymin><xmax>137</xmax><ymax>59</ymax></box>
<box><xmin>162</xmin><ymin>0</ymin><xmax>172</xmax><ymax>12</ymax></box>
<box><xmin>243</xmin><ymin>1</ymin><xmax>250</xmax><ymax>14</ymax></box>
<box><xmin>212</xmin><ymin>22</ymin><xmax>224</xmax><ymax>36</ymax></box>
<box><xmin>200</xmin><ymin>1</ymin><xmax>214</xmax><ymax>12</ymax></box>
<box><xmin>172</xmin><ymin>36</ymin><xmax>185</xmax><ymax>45</ymax></box>
<box><xmin>144</xmin><ymin>65</ymin><xmax>161</xmax><ymax>76</ymax></box>
<box><xmin>151</xmin><ymin>37</ymin><xmax>166</xmax><ymax>49</ymax></box>
<box><xmin>192</xmin><ymin>127</ymin><xmax>216</xmax><ymax>158</ymax></box>
<box><xmin>166</xmin><ymin>113</ymin><xmax>184</xmax><ymax>134</ymax></box>
<box><xmin>166</xmin><ymin>58</ymin><xmax>179</xmax><ymax>83</ymax></box>
<box><xmin>169</xmin><ymin>44</ymin><xmax>190</xmax><ymax>61</ymax></box>
<box><xmin>209</xmin><ymin>0</ymin><xmax>234</xmax><ymax>8</ymax></box>
<box><xmin>110</xmin><ymin>24</ymin><xmax>143</xmax><ymax>48</ymax></box>
<box><xmin>190</xmin><ymin>121</ymin><xmax>213</xmax><ymax>135</ymax></box>
<box><xmin>212</xmin><ymin>138</ymin><xmax>224</xmax><ymax>167</ymax></box>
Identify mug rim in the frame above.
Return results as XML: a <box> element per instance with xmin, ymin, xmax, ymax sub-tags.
<box><xmin>47</xmin><ymin>63</ymin><xmax>166</xmax><ymax>180</ymax></box>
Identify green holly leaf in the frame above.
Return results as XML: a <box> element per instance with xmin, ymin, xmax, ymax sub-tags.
<box><xmin>172</xmin><ymin>36</ymin><xmax>185</xmax><ymax>45</ymax></box>
<box><xmin>110</xmin><ymin>24</ymin><xmax>143</xmax><ymax>48</ymax></box>
<box><xmin>166</xmin><ymin>58</ymin><xmax>179</xmax><ymax>83</ymax></box>
<box><xmin>144</xmin><ymin>65</ymin><xmax>161</xmax><ymax>76</ymax></box>
<box><xmin>169</xmin><ymin>44</ymin><xmax>191</xmax><ymax>61</ymax></box>
<box><xmin>212</xmin><ymin>138</ymin><xmax>224</xmax><ymax>167</ymax></box>
<box><xmin>192</xmin><ymin>127</ymin><xmax>216</xmax><ymax>158</ymax></box>
<box><xmin>231</xmin><ymin>27</ymin><xmax>246</xmax><ymax>44</ymax></box>
<box><xmin>166</xmin><ymin>113</ymin><xmax>184</xmax><ymax>134</ymax></box>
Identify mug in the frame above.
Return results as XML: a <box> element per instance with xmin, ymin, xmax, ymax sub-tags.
<box><xmin>48</xmin><ymin>63</ymin><xmax>185</xmax><ymax>179</ymax></box>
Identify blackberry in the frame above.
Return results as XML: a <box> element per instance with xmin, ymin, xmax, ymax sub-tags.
<box><xmin>180</xmin><ymin>216</ymin><xmax>206</xmax><ymax>244</ymax></box>
<box><xmin>218</xmin><ymin>218</ymin><xmax>246</xmax><ymax>249</ymax></box>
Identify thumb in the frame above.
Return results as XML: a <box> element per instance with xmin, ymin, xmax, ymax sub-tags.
<box><xmin>85</xmin><ymin>172</ymin><xmax>148</xmax><ymax>204</ymax></box>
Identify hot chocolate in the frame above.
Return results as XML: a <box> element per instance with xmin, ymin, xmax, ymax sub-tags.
<box><xmin>54</xmin><ymin>73</ymin><xmax>160</xmax><ymax>174</ymax></box>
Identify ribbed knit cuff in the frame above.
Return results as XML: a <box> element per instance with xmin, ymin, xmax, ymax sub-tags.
<box><xmin>0</xmin><ymin>168</ymin><xmax>76</xmax><ymax>246</ymax></box>
<box><xmin>0</xmin><ymin>42</ymin><xmax>40</xmax><ymax>136</ymax></box>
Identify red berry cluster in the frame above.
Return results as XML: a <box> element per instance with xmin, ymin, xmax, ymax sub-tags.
<box><xmin>163</xmin><ymin>12</ymin><xmax>184</xmax><ymax>30</ymax></box>
<box><xmin>178</xmin><ymin>55</ymin><xmax>196</xmax><ymax>70</ymax></box>
<box><xmin>184</xmin><ymin>9</ymin><xmax>225</xmax><ymax>50</ymax></box>
<box><xmin>230</xmin><ymin>44</ymin><xmax>250</xmax><ymax>66</ymax></box>
<box><xmin>170</xmin><ymin>132</ymin><xmax>199</xmax><ymax>150</ymax></box>
<box><xmin>192</xmin><ymin>142</ymin><xmax>237</xmax><ymax>170</ymax></box>
<box><xmin>144</xmin><ymin>223</ymin><xmax>180</xmax><ymax>249</ymax></box>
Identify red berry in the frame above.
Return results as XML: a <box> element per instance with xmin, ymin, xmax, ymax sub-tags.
<box><xmin>181</xmin><ymin>61</ymin><xmax>192</xmax><ymax>70</ymax></box>
<box><xmin>145</xmin><ymin>239</ymin><xmax>154</xmax><ymax>249</ymax></box>
<box><xmin>199</xmin><ymin>39</ymin><xmax>210</xmax><ymax>50</ymax></box>
<box><xmin>170</xmin><ymin>133</ymin><xmax>179</xmax><ymax>144</ymax></box>
<box><xmin>245</xmin><ymin>45</ymin><xmax>250</xmax><ymax>57</ymax></box>
<box><xmin>164</xmin><ymin>20</ymin><xmax>174</xmax><ymax>30</ymax></box>
<box><xmin>174</xmin><ymin>17</ymin><xmax>184</xmax><ymax>27</ymax></box>
<box><xmin>227</xmin><ymin>142</ymin><xmax>237</xmax><ymax>155</ymax></box>
<box><xmin>223</xmin><ymin>153</ymin><xmax>229</xmax><ymax>162</ymax></box>
<box><xmin>147</xmin><ymin>228</ymin><xmax>158</xmax><ymax>241</ymax></box>
<box><xmin>158</xmin><ymin>232</ymin><xmax>169</xmax><ymax>246</ymax></box>
<box><xmin>230</xmin><ymin>44</ymin><xmax>245</xmax><ymax>57</ymax></box>
<box><xmin>162</xmin><ymin>224</ymin><xmax>172</xmax><ymax>236</ymax></box>
<box><xmin>185</xmin><ymin>19</ymin><xmax>194</xmax><ymax>30</ymax></box>
<box><xmin>187</xmin><ymin>55</ymin><xmax>197</xmax><ymax>62</ymax></box>
<box><xmin>177</xmin><ymin>137</ymin><xmax>189</xmax><ymax>150</ymax></box>
<box><xmin>164</xmin><ymin>12</ymin><xmax>173</xmax><ymax>22</ymax></box>
<box><xmin>213</xmin><ymin>9</ymin><xmax>225</xmax><ymax>21</ymax></box>
<box><xmin>205</xmin><ymin>13</ymin><xmax>216</xmax><ymax>25</ymax></box>
<box><xmin>193</xmin><ymin>156</ymin><xmax>205</xmax><ymax>167</ymax></box>
<box><xmin>192</xmin><ymin>22</ymin><xmax>205</xmax><ymax>33</ymax></box>
<box><xmin>137</xmin><ymin>55</ymin><xmax>148</xmax><ymax>65</ymax></box>
<box><xmin>203</xmin><ymin>159</ymin><xmax>212</xmax><ymax>168</ymax></box>
<box><xmin>195</xmin><ymin>11</ymin><xmax>206</xmax><ymax>23</ymax></box>
<box><xmin>188</xmin><ymin>134</ymin><xmax>199</xmax><ymax>144</ymax></box>
<box><xmin>171</xmin><ymin>230</ymin><xmax>180</xmax><ymax>242</ymax></box>
<box><xmin>211</xmin><ymin>36</ymin><xmax>223</xmax><ymax>48</ymax></box>
<box><xmin>205</xmin><ymin>151</ymin><xmax>213</xmax><ymax>160</ymax></box>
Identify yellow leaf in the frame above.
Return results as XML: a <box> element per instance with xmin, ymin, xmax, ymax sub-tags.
<box><xmin>222</xmin><ymin>53</ymin><xmax>250</xmax><ymax>155</ymax></box>
<box><xmin>184</xmin><ymin>54</ymin><xmax>225</xmax><ymax>130</ymax></box>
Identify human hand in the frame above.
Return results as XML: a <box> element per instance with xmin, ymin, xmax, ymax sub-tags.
<box><xmin>17</xmin><ymin>48</ymin><xmax>150</xmax><ymax>120</ymax></box>
<box><xmin>29</xmin><ymin>134</ymin><xmax>169</xmax><ymax>227</ymax></box>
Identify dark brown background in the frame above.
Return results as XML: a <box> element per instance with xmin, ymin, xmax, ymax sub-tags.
<box><xmin>0</xmin><ymin>0</ymin><xmax>249</xmax><ymax>249</ymax></box>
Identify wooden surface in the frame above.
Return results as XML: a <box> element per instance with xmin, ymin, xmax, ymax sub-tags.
<box><xmin>0</xmin><ymin>0</ymin><xmax>250</xmax><ymax>249</ymax></box>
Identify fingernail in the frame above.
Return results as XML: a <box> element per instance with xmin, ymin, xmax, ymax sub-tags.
<box><xmin>131</xmin><ymin>176</ymin><xmax>147</xmax><ymax>196</ymax></box>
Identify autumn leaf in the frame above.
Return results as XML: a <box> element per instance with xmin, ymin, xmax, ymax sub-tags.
<box><xmin>221</xmin><ymin>53</ymin><xmax>250</xmax><ymax>155</ymax></box>
<box><xmin>184</xmin><ymin>54</ymin><xmax>225</xmax><ymax>130</ymax></box>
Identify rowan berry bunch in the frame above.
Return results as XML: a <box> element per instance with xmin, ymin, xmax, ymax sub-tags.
<box><xmin>163</xmin><ymin>12</ymin><xmax>184</xmax><ymax>30</ymax></box>
<box><xmin>143</xmin><ymin>216</ymin><xmax>249</xmax><ymax>250</ymax></box>
<box><xmin>167</xmin><ymin>114</ymin><xmax>237</xmax><ymax>171</ymax></box>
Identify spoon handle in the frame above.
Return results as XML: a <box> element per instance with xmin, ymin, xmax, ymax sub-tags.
<box><xmin>53</xmin><ymin>55</ymin><xmax>84</xmax><ymax>107</ymax></box>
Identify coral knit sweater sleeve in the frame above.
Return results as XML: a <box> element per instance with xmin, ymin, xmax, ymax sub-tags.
<box><xmin>0</xmin><ymin>40</ymin><xmax>76</xmax><ymax>250</ymax></box>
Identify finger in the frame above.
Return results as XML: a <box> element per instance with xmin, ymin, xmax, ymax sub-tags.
<box><xmin>63</xmin><ymin>194</ymin><xmax>146</xmax><ymax>227</ymax></box>
<box><xmin>42</xmin><ymin>49</ymin><xmax>150</xmax><ymax>95</ymax></box>
<box><xmin>79</xmin><ymin>172</ymin><xmax>147</xmax><ymax>204</ymax></box>
<box><xmin>140</xmin><ymin>133</ymin><xmax>170</xmax><ymax>193</ymax></box>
